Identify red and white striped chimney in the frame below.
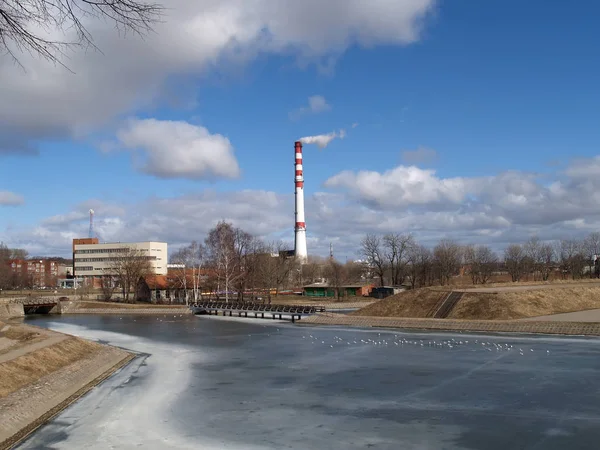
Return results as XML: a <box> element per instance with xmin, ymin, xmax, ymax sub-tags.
<box><xmin>294</xmin><ymin>141</ymin><xmax>308</xmax><ymax>262</ymax></box>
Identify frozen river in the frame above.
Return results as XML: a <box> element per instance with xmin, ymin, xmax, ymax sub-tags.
<box><xmin>18</xmin><ymin>314</ymin><xmax>600</xmax><ymax>449</ymax></box>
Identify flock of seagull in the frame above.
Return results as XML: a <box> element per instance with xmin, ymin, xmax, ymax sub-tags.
<box><xmin>119</xmin><ymin>315</ymin><xmax>553</xmax><ymax>357</ymax></box>
<box><xmin>298</xmin><ymin>332</ymin><xmax>551</xmax><ymax>356</ymax></box>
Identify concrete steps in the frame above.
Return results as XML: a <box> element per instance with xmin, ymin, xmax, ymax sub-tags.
<box><xmin>433</xmin><ymin>291</ymin><xmax>464</xmax><ymax>319</ymax></box>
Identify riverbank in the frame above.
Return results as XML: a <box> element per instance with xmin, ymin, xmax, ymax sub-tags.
<box><xmin>0</xmin><ymin>320</ymin><xmax>134</xmax><ymax>450</ymax></box>
<box><xmin>301</xmin><ymin>312</ymin><xmax>600</xmax><ymax>336</ymax></box>
<box><xmin>61</xmin><ymin>300</ymin><xmax>191</xmax><ymax>315</ymax></box>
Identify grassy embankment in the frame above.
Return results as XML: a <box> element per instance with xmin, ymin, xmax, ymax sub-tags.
<box><xmin>0</xmin><ymin>321</ymin><xmax>107</xmax><ymax>398</ymax></box>
<box><xmin>352</xmin><ymin>286</ymin><xmax>600</xmax><ymax>320</ymax></box>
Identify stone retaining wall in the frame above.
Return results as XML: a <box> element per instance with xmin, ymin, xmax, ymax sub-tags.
<box><xmin>63</xmin><ymin>306</ymin><xmax>191</xmax><ymax>315</ymax></box>
<box><xmin>301</xmin><ymin>313</ymin><xmax>600</xmax><ymax>336</ymax></box>
<box><xmin>0</xmin><ymin>304</ymin><xmax>24</xmax><ymax>319</ymax></box>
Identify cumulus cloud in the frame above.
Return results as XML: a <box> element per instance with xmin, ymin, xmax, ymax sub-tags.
<box><xmin>299</xmin><ymin>129</ymin><xmax>346</xmax><ymax>149</ymax></box>
<box><xmin>114</xmin><ymin>118</ymin><xmax>240</xmax><ymax>180</ymax></box>
<box><xmin>0</xmin><ymin>191</ymin><xmax>24</xmax><ymax>206</ymax></box>
<box><xmin>0</xmin><ymin>0</ymin><xmax>436</xmax><ymax>151</ymax></box>
<box><xmin>10</xmin><ymin>155</ymin><xmax>600</xmax><ymax>260</ymax></box>
<box><xmin>401</xmin><ymin>146</ymin><xmax>438</xmax><ymax>164</ymax></box>
<box><xmin>289</xmin><ymin>95</ymin><xmax>331</xmax><ymax>120</ymax></box>
<box><xmin>324</xmin><ymin>165</ymin><xmax>477</xmax><ymax>209</ymax></box>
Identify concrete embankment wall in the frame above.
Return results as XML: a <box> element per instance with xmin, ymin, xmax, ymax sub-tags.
<box><xmin>60</xmin><ymin>301</ymin><xmax>190</xmax><ymax>315</ymax></box>
<box><xmin>301</xmin><ymin>313</ymin><xmax>600</xmax><ymax>337</ymax></box>
<box><xmin>0</xmin><ymin>303</ymin><xmax>24</xmax><ymax>319</ymax></box>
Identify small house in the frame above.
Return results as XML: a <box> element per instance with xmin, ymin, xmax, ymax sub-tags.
<box><xmin>303</xmin><ymin>283</ymin><xmax>374</xmax><ymax>298</ymax></box>
<box><xmin>370</xmin><ymin>286</ymin><xmax>406</xmax><ymax>299</ymax></box>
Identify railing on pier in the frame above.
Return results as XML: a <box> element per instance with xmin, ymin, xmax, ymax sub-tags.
<box><xmin>189</xmin><ymin>301</ymin><xmax>325</xmax><ymax>322</ymax></box>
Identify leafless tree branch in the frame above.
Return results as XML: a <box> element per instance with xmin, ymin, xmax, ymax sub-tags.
<box><xmin>0</xmin><ymin>0</ymin><xmax>164</xmax><ymax>69</ymax></box>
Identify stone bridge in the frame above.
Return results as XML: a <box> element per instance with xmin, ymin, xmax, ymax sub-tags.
<box><xmin>0</xmin><ymin>295</ymin><xmax>69</xmax><ymax>318</ymax></box>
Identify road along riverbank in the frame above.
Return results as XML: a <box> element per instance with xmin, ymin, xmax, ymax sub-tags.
<box><xmin>300</xmin><ymin>312</ymin><xmax>600</xmax><ymax>336</ymax></box>
<box><xmin>0</xmin><ymin>320</ymin><xmax>134</xmax><ymax>450</ymax></box>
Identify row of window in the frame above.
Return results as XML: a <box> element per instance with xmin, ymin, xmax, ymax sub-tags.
<box><xmin>75</xmin><ymin>256</ymin><xmax>158</xmax><ymax>263</ymax></box>
<box><xmin>75</xmin><ymin>248</ymin><xmax>130</xmax><ymax>254</ymax></box>
<box><xmin>75</xmin><ymin>248</ymin><xmax>163</xmax><ymax>255</ymax></box>
<box><xmin>75</xmin><ymin>266</ymin><xmax>162</xmax><ymax>273</ymax></box>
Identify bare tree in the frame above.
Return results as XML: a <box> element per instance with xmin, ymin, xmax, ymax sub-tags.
<box><xmin>1</xmin><ymin>0</ymin><xmax>163</xmax><ymax>68</ymax></box>
<box><xmin>324</xmin><ymin>258</ymin><xmax>348</xmax><ymax>301</ymax></box>
<box><xmin>226</xmin><ymin>227</ymin><xmax>254</xmax><ymax>302</ymax></box>
<box><xmin>105</xmin><ymin>247</ymin><xmax>153</xmax><ymax>302</ymax></box>
<box><xmin>204</xmin><ymin>221</ymin><xmax>255</xmax><ymax>302</ymax></box>
<box><xmin>433</xmin><ymin>239</ymin><xmax>462</xmax><ymax>286</ymax></box>
<box><xmin>10</xmin><ymin>248</ymin><xmax>28</xmax><ymax>259</ymax></box>
<box><xmin>464</xmin><ymin>245</ymin><xmax>498</xmax><ymax>284</ymax></box>
<box><xmin>170</xmin><ymin>241</ymin><xmax>205</xmax><ymax>304</ymax></box>
<box><xmin>0</xmin><ymin>242</ymin><xmax>11</xmax><ymax>290</ymax></box>
<box><xmin>360</xmin><ymin>234</ymin><xmax>386</xmax><ymax>287</ymax></box>
<box><xmin>344</xmin><ymin>260</ymin><xmax>368</xmax><ymax>283</ymax></box>
<box><xmin>383</xmin><ymin>233</ymin><xmax>413</xmax><ymax>286</ymax></box>
<box><xmin>241</xmin><ymin>238</ymin><xmax>267</xmax><ymax>302</ymax></box>
<box><xmin>475</xmin><ymin>246</ymin><xmax>498</xmax><ymax>284</ymax></box>
<box><xmin>258</xmin><ymin>241</ymin><xmax>294</xmax><ymax>302</ymax></box>
<box><xmin>539</xmin><ymin>243</ymin><xmax>554</xmax><ymax>281</ymax></box>
<box><xmin>407</xmin><ymin>244</ymin><xmax>433</xmax><ymax>289</ymax></box>
<box><xmin>100</xmin><ymin>275</ymin><xmax>118</xmax><ymax>301</ymax></box>
<box><xmin>301</xmin><ymin>255</ymin><xmax>326</xmax><ymax>285</ymax></box>
<box><xmin>504</xmin><ymin>244</ymin><xmax>526</xmax><ymax>282</ymax></box>
<box><xmin>556</xmin><ymin>239</ymin><xmax>586</xmax><ymax>280</ymax></box>
<box><xmin>463</xmin><ymin>245</ymin><xmax>478</xmax><ymax>284</ymax></box>
<box><xmin>205</xmin><ymin>222</ymin><xmax>237</xmax><ymax>303</ymax></box>
<box><xmin>583</xmin><ymin>232</ymin><xmax>600</xmax><ymax>278</ymax></box>
<box><xmin>0</xmin><ymin>242</ymin><xmax>32</xmax><ymax>290</ymax></box>
<box><xmin>524</xmin><ymin>237</ymin><xmax>542</xmax><ymax>281</ymax></box>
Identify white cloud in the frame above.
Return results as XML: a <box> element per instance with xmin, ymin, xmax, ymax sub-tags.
<box><xmin>299</xmin><ymin>129</ymin><xmax>346</xmax><ymax>149</ymax></box>
<box><xmin>564</xmin><ymin>156</ymin><xmax>600</xmax><ymax>179</ymax></box>
<box><xmin>0</xmin><ymin>191</ymin><xmax>24</xmax><ymax>206</ymax></box>
<box><xmin>114</xmin><ymin>118</ymin><xmax>240</xmax><ymax>180</ymax></box>
<box><xmin>289</xmin><ymin>95</ymin><xmax>331</xmax><ymax>120</ymax></box>
<box><xmin>10</xmin><ymin>155</ymin><xmax>600</xmax><ymax>260</ymax></box>
<box><xmin>324</xmin><ymin>165</ymin><xmax>476</xmax><ymax>208</ymax></box>
<box><xmin>401</xmin><ymin>146</ymin><xmax>438</xmax><ymax>164</ymax></box>
<box><xmin>0</xmin><ymin>0</ymin><xmax>436</xmax><ymax>151</ymax></box>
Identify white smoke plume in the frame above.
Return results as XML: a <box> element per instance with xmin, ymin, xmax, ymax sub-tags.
<box><xmin>299</xmin><ymin>129</ymin><xmax>346</xmax><ymax>149</ymax></box>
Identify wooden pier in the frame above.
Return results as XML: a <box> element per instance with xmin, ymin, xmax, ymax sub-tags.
<box><xmin>190</xmin><ymin>301</ymin><xmax>325</xmax><ymax>323</ymax></box>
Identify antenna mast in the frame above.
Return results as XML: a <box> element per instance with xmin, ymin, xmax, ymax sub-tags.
<box><xmin>89</xmin><ymin>209</ymin><xmax>95</xmax><ymax>238</ymax></box>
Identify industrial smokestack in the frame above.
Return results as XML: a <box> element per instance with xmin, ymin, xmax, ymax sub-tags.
<box><xmin>294</xmin><ymin>141</ymin><xmax>308</xmax><ymax>263</ymax></box>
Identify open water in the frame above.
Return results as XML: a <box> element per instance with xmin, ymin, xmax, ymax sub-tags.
<box><xmin>17</xmin><ymin>313</ymin><xmax>600</xmax><ymax>449</ymax></box>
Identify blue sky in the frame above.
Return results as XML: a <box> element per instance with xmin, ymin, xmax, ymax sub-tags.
<box><xmin>2</xmin><ymin>0</ymin><xmax>600</xmax><ymax>259</ymax></box>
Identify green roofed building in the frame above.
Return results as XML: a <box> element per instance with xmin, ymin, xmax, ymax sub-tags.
<box><xmin>303</xmin><ymin>283</ymin><xmax>374</xmax><ymax>298</ymax></box>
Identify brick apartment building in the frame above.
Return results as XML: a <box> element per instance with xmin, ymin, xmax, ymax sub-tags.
<box><xmin>7</xmin><ymin>259</ymin><xmax>70</xmax><ymax>288</ymax></box>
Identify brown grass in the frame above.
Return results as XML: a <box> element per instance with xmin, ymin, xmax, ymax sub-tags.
<box><xmin>351</xmin><ymin>288</ymin><xmax>449</xmax><ymax>318</ymax></box>
<box><xmin>352</xmin><ymin>286</ymin><xmax>600</xmax><ymax>321</ymax></box>
<box><xmin>0</xmin><ymin>337</ymin><xmax>102</xmax><ymax>398</ymax></box>
<box><xmin>1</xmin><ymin>326</ymin><xmax>40</xmax><ymax>343</ymax></box>
<box><xmin>458</xmin><ymin>278</ymin><xmax>600</xmax><ymax>290</ymax></box>
<box><xmin>449</xmin><ymin>287</ymin><xmax>600</xmax><ymax>320</ymax></box>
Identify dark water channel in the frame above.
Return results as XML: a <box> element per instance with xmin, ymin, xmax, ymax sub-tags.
<box><xmin>17</xmin><ymin>314</ymin><xmax>600</xmax><ymax>449</ymax></box>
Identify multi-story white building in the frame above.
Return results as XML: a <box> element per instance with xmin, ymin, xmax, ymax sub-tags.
<box><xmin>73</xmin><ymin>240</ymin><xmax>168</xmax><ymax>285</ymax></box>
